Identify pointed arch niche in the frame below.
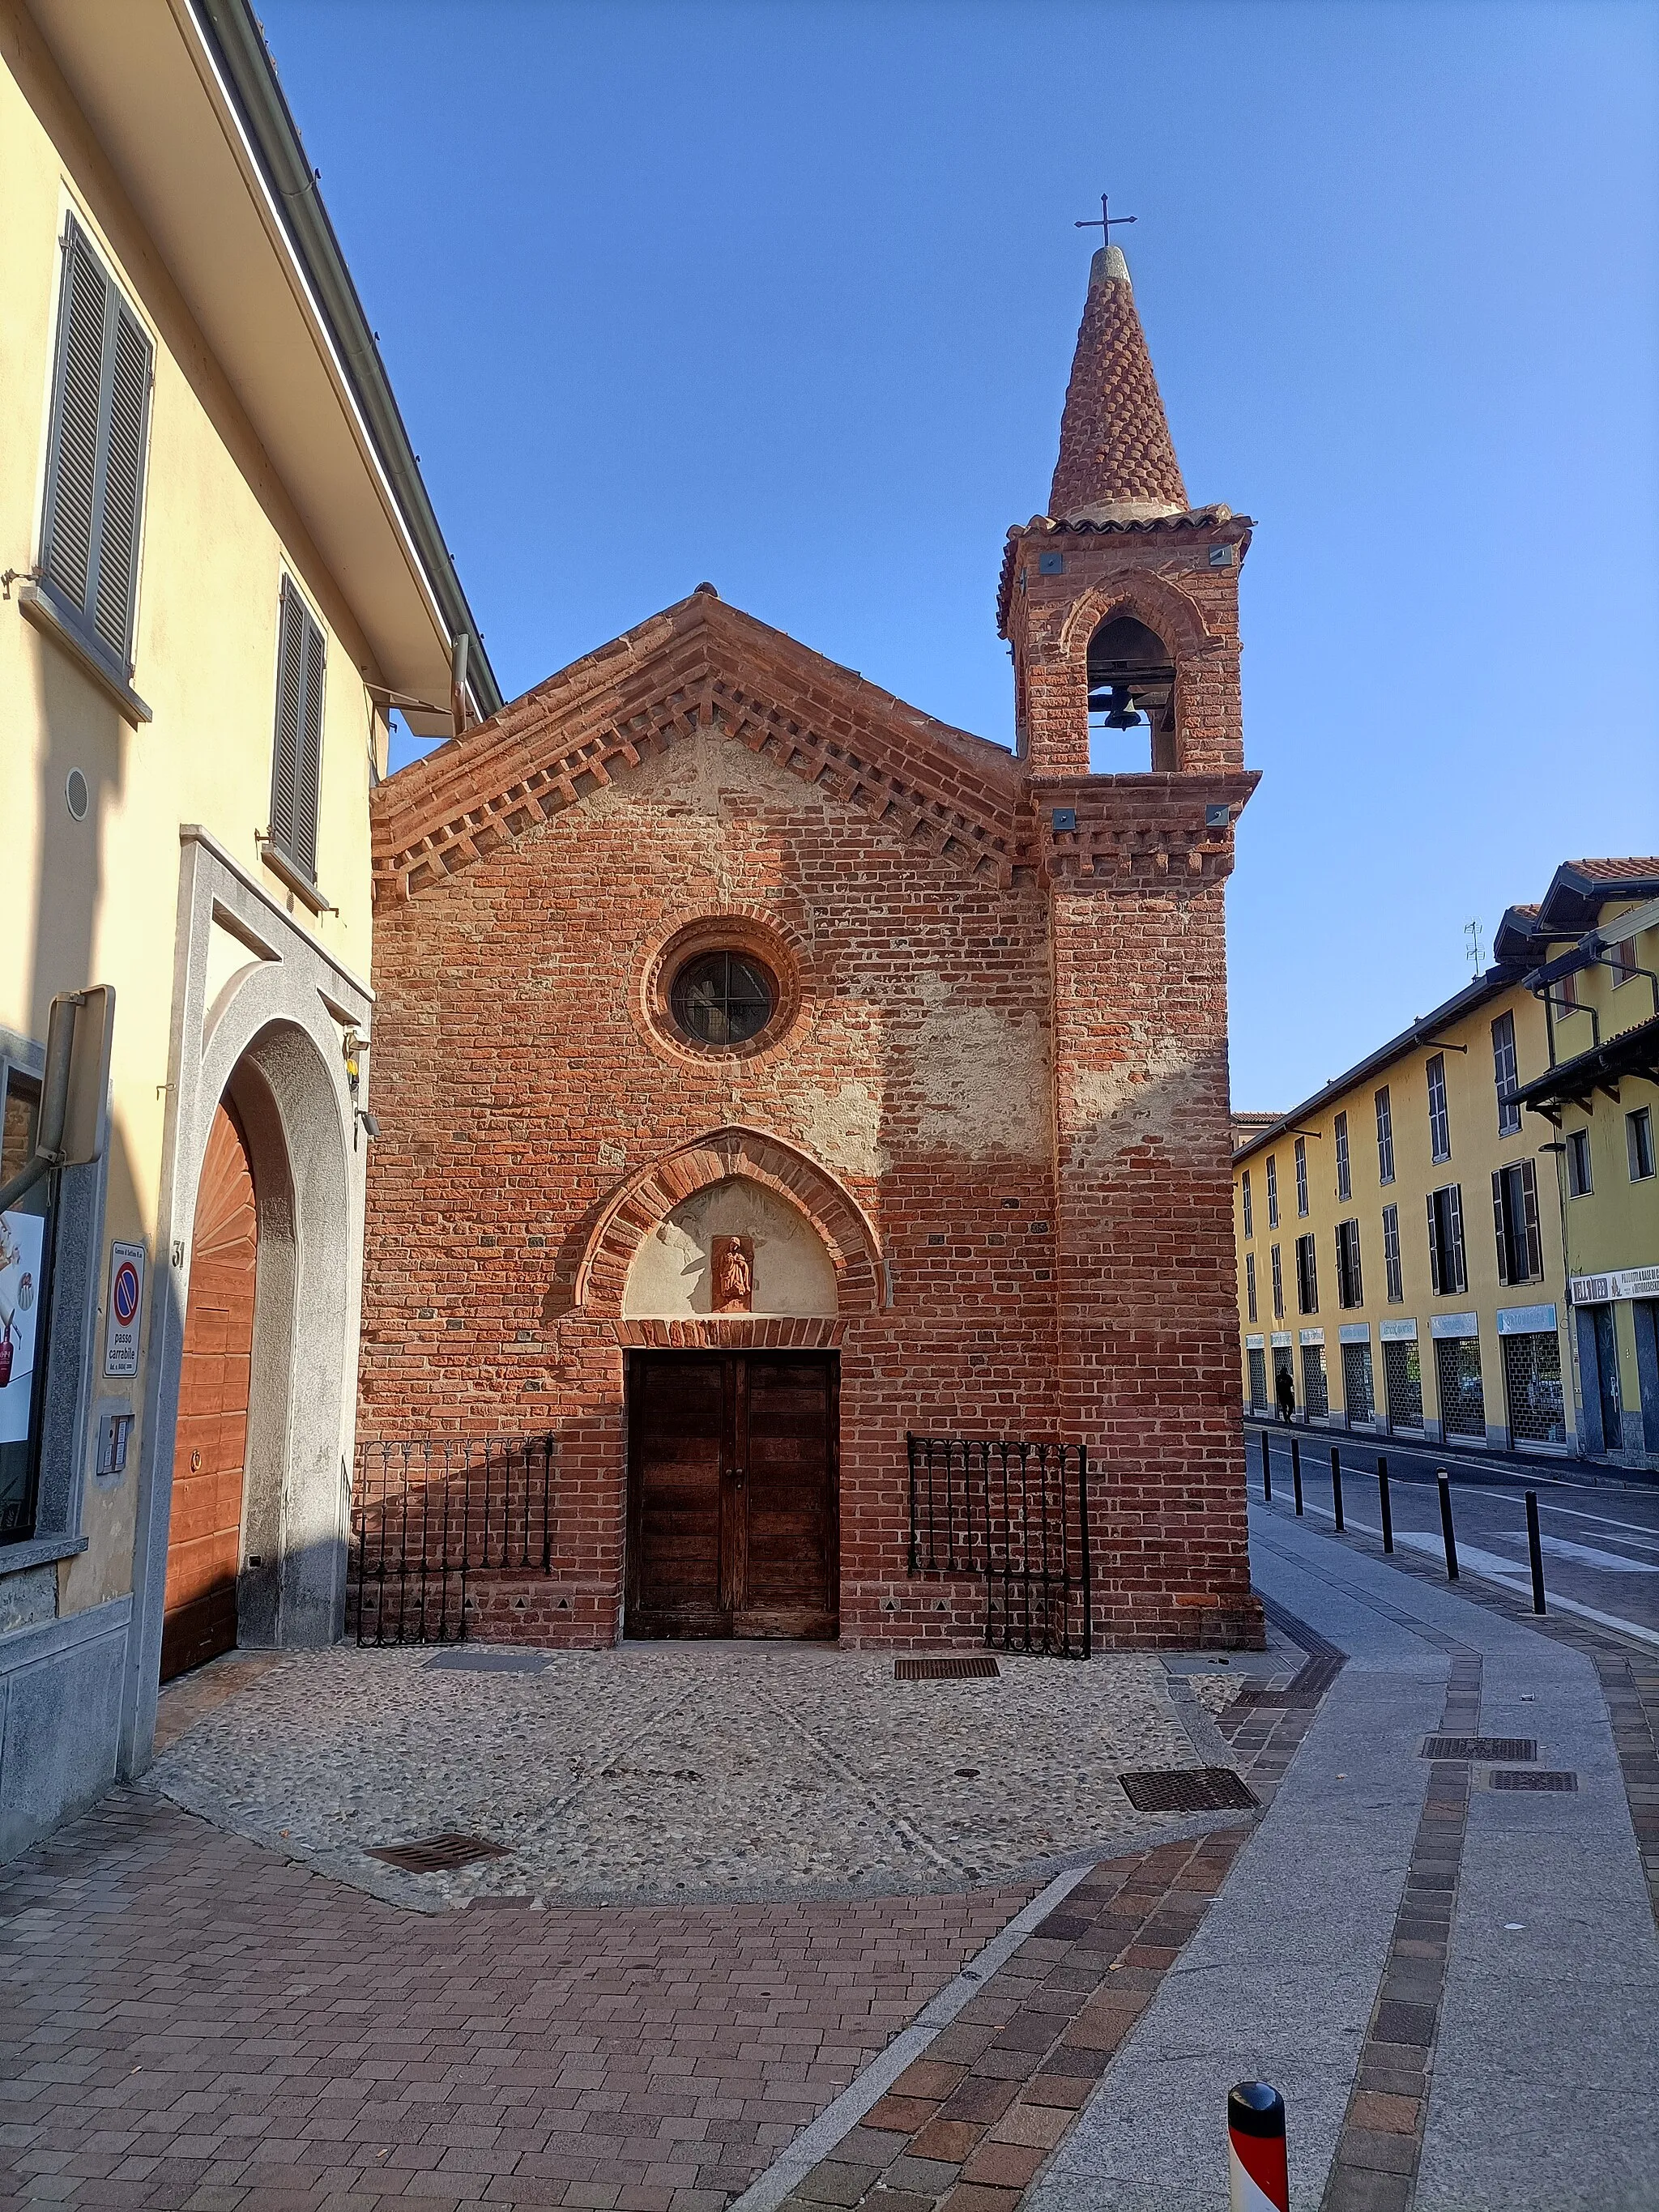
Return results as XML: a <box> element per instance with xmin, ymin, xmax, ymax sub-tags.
<box><xmin>575</xmin><ymin>1127</ymin><xmax>887</xmax><ymax>1349</ymax></box>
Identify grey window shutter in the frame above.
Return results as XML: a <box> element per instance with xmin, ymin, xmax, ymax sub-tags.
<box><xmin>1492</xmin><ymin>1170</ymin><xmax>1509</xmax><ymax>1286</ymax></box>
<box><xmin>41</xmin><ymin>224</ymin><xmax>108</xmax><ymax>614</ymax></box>
<box><xmin>41</xmin><ymin>218</ymin><xmax>152</xmax><ymax>672</ymax></box>
<box><xmin>271</xmin><ymin>579</ymin><xmax>305</xmax><ymax>858</ymax></box>
<box><xmin>92</xmin><ymin>300</ymin><xmax>152</xmax><ymax>664</ymax></box>
<box><xmin>269</xmin><ymin>578</ymin><xmax>326</xmax><ymax>881</ymax></box>
<box><xmin>1447</xmin><ymin>1183</ymin><xmax>1465</xmax><ymax>1292</ymax></box>
<box><xmin>1427</xmin><ymin>1192</ymin><xmax>1441</xmax><ymax>1294</ymax></box>
<box><xmin>292</xmin><ymin>608</ymin><xmax>326</xmax><ymax>881</ymax></box>
<box><xmin>1520</xmin><ymin>1158</ymin><xmax>1543</xmax><ymax>1281</ymax></box>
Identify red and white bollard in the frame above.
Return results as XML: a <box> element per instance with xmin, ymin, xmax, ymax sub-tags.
<box><xmin>1227</xmin><ymin>2082</ymin><xmax>1290</xmax><ymax>2211</ymax></box>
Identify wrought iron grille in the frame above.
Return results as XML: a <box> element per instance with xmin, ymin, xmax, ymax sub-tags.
<box><xmin>348</xmin><ymin>1434</ymin><xmax>556</xmax><ymax>1646</ymax></box>
<box><xmin>906</xmin><ymin>1434</ymin><xmax>1092</xmax><ymax>1659</ymax></box>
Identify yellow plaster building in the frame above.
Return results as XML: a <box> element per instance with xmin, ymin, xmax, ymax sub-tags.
<box><xmin>0</xmin><ymin>0</ymin><xmax>497</xmax><ymax>1853</ymax></box>
<box><xmin>1232</xmin><ymin>861</ymin><xmax>1659</xmax><ymax>1475</ymax></box>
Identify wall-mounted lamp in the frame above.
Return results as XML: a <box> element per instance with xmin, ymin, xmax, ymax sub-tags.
<box><xmin>343</xmin><ymin>1027</ymin><xmax>376</xmax><ymax>1146</ymax></box>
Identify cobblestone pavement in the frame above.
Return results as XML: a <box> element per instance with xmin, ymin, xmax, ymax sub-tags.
<box><xmin>143</xmin><ymin>1643</ymin><xmax>1256</xmax><ymax>1911</ymax></box>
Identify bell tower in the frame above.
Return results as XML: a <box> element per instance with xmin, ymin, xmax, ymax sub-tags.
<box><xmin>1008</xmin><ymin>232</ymin><xmax>1265</xmax><ymax>1652</ymax></box>
<box><xmin>999</xmin><ymin>242</ymin><xmax>1251</xmax><ymax>782</ymax></box>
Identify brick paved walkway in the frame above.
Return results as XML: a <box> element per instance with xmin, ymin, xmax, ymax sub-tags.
<box><xmin>757</xmin><ymin>1613</ymin><xmax>1337</xmax><ymax>2212</ymax></box>
<box><xmin>0</xmin><ymin>1792</ymin><xmax>1030</xmax><ymax>2212</ymax></box>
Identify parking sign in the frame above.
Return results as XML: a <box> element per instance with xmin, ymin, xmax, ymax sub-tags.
<box><xmin>105</xmin><ymin>1242</ymin><xmax>145</xmax><ymax>1377</ymax></box>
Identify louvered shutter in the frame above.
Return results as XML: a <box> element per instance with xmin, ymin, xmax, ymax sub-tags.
<box><xmin>92</xmin><ymin>300</ymin><xmax>151</xmax><ymax>664</ymax></box>
<box><xmin>41</xmin><ymin>224</ymin><xmax>107</xmax><ymax>614</ymax></box>
<box><xmin>1492</xmin><ymin>1171</ymin><xmax>1509</xmax><ymax>1286</ymax></box>
<box><xmin>292</xmin><ymin>609</ymin><xmax>326</xmax><ymax>881</ymax></box>
<box><xmin>1447</xmin><ymin>1183</ymin><xmax>1465</xmax><ymax>1292</ymax></box>
<box><xmin>271</xmin><ymin>580</ymin><xmax>305</xmax><ymax>858</ymax></box>
<box><xmin>269</xmin><ymin>579</ymin><xmax>326</xmax><ymax>882</ymax></box>
<box><xmin>1520</xmin><ymin>1158</ymin><xmax>1543</xmax><ymax>1281</ymax></box>
<box><xmin>41</xmin><ymin>217</ymin><xmax>152</xmax><ymax>672</ymax></box>
<box><xmin>1427</xmin><ymin>1193</ymin><xmax>1441</xmax><ymax>1294</ymax></box>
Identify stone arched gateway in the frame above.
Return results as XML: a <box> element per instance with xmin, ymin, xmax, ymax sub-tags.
<box><xmin>120</xmin><ymin>829</ymin><xmax>370</xmax><ymax>1773</ymax></box>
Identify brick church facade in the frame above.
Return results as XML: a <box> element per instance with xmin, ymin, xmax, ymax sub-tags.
<box><xmin>358</xmin><ymin>241</ymin><xmax>1263</xmax><ymax>1652</ymax></box>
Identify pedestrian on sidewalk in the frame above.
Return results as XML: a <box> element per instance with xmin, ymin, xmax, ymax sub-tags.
<box><xmin>1275</xmin><ymin>1363</ymin><xmax>1295</xmax><ymax>1424</ymax></box>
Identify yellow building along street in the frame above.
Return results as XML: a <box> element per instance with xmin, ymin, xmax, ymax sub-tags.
<box><xmin>1233</xmin><ymin>859</ymin><xmax>1659</xmax><ymax>1472</ymax></box>
<box><xmin>0</xmin><ymin>0</ymin><xmax>497</xmax><ymax>1854</ymax></box>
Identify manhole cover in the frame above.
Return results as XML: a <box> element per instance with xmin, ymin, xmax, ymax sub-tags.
<box><xmin>423</xmin><ymin>1649</ymin><xmax>552</xmax><ymax>1673</ymax></box>
<box><xmin>895</xmin><ymin>1656</ymin><xmax>1000</xmax><ymax>1679</ymax></box>
<box><xmin>1422</xmin><ymin>1737</ymin><xmax>1536</xmax><ymax>1762</ymax></box>
<box><xmin>1117</xmin><ymin>1767</ymin><xmax>1257</xmax><ymax>1813</ymax></box>
<box><xmin>366</xmin><ymin>1833</ymin><xmax>511</xmax><ymax>1873</ymax></box>
<box><xmin>1487</xmin><ymin>1768</ymin><xmax>1578</xmax><ymax>1792</ymax></box>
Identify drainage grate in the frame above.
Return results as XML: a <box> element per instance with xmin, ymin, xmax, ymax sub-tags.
<box><xmin>365</xmin><ymin>1833</ymin><xmax>512</xmax><ymax>1873</ymax></box>
<box><xmin>1488</xmin><ymin>1768</ymin><xmax>1578</xmax><ymax>1792</ymax></box>
<box><xmin>895</xmin><ymin>1656</ymin><xmax>1001</xmax><ymax>1680</ymax></box>
<box><xmin>1118</xmin><ymin>1767</ymin><xmax>1258</xmax><ymax>1813</ymax></box>
<box><xmin>1422</xmin><ymin>1737</ymin><xmax>1536</xmax><ymax>1762</ymax></box>
<box><xmin>423</xmin><ymin>1649</ymin><xmax>552</xmax><ymax>1673</ymax></box>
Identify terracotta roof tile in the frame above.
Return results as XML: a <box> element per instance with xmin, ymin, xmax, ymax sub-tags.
<box><xmin>1048</xmin><ymin>247</ymin><xmax>1187</xmax><ymax>522</ymax></box>
<box><xmin>1566</xmin><ymin>858</ymin><xmax>1659</xmax><ymax>881</ymax></box>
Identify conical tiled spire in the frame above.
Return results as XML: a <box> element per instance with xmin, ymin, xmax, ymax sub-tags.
<box><xmin>1047</xmin><ymin>245</ymin><xmax>1188</xmax><ymax>522</ymax></box>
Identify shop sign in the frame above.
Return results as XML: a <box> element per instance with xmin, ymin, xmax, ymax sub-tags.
<box><xmin>1497</xmin><ymin>1303</ymin><xmax>1558</xmax><ymax>1336</ymax></box>
<box><xmin>1379</xmin><ymin>1317</ymin><xmax>1418</xmax><ymax>1341</ymax></box>
<box><xmin>1430</xmin><ymin>1311</ymin><xmax>1479</xmax><ymax>1340</ymax></box>
<box><xmin>1271</xmin><ymin>1332</ymin><xmax>1292</xmax><ymax>1348</ymax></box>
<box><xmin>1571</xmin><ymin>1265</ymin><xmax>1659</xmax><ymax>1306</ymax></box>
<box><xmin>1298</xmin><ymin>1328</ymin><xmax>1324</xmax><ymax>1346</ymax></box>
<box><xmin>1339</xmin><ymin>1323</ymin><xmax>1371</xmax><ymax>1344</ymax></box>
<box><xmin>104</xmin><ymin>1242</ymin><xmax>146</xmax><ymax>1378</ymax></box>
<box><xmin>1245</xmin><ymin>1333</ymin><xmax>1265</xmax><ymax>1350</ymax></box>
<box><xmin>0</xmin><ymin>1209</ymin><xmax>45</xmax><ymax>1444</ymax></box>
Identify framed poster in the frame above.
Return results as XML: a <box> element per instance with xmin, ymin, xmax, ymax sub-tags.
<box><xmin>0</xmin><ymin>1209</ymin><xmax>46</xmax><ymax>1447</ymax></box>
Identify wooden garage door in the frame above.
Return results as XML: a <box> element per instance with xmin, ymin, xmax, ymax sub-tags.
<box><xmin>160</xmin><ymin>1100</ymin><xmax>257</xmax><ymax>1681</ymax></box>
<box><xmin>626</xmin><ymin>1353</ymin><xmax>838</xmax><ymax>1639</ymax></box>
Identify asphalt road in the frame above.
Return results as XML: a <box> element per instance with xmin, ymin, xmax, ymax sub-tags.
<box><xmin>1251</xmin><ymin>1424</ymin><xmax>1659</xmax><ymax>1644</ymax></box>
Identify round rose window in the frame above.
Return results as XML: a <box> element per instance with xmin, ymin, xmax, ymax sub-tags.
<box><xmin>669</xmin><ymin>950</ymin><xmax>778</xmax><ymax>1049</ymax></box>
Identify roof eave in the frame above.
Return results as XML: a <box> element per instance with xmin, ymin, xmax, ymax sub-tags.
<box><xmin>188</xmin><ymin>0</ymin><xmax>501</xmax><ymax>722</ymax></box>
<box><xmin>1230</xmin><ymin>965</ymin><xmax>1529</xmax><ymax>1166</ymax></box>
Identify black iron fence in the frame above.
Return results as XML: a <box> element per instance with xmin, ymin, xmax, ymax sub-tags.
<box><xmin>906</xmin><ymin>1434</ymin><xmax>1092</xmax><ymax>1658</ymax></box>
<box><xmin>348</xmin><ymin>1434</ymin><xmax>556</xmax><ymax>1646</ymax></box>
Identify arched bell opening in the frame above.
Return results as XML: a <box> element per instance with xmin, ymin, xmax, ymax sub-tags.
<box><xmin>1086</xmin><ymin>613</ymin><xmax>1178</xmax><ymax>773</ymax></box>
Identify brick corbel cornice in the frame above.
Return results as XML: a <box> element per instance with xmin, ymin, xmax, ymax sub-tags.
<box><xmin>1033</xmin><ymin>769</ymin><xmax>1260</xmax><ymax>889</ymax></box>
<box><xmin>370</xmin><ymin>594</ymin><xmax>1024</xmax><ymax>903</ymax></box>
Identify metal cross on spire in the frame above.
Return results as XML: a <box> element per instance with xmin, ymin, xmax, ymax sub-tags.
<box><xmin>1074</xmin><ymin>193</ymin><xmax>1137</xmax><ymax>258</ymax></box>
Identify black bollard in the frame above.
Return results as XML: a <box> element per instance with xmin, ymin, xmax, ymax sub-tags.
<box><xmin>1261</xmin><ymin>1428</ymin><xmax>1272</xmax><ymax>1502</ymax></box>
<box><xmin>1526</xmin><ymin>1490</ymin><xmax>1546</xmax><ymax>1615</ymax></box>
<box><xmin>1437</xmin><ymin>1471</ymin><xmax>1459</xmax><ymax>1580</ymax></box>
<box><xmin>1291</xmin><ymin>1437</ymin><xmax>1303</xmax><ymax>1516</ymax></box>
<box><xmin>1330</xmin><ymin>1446</ymin><xmax>1345</xmax><ymax>1532</ymax></box>
<box><xmin>1378</xmin><ymin>1455</ymin><xmax>1394</xmax><ymax>1554</ymax></box>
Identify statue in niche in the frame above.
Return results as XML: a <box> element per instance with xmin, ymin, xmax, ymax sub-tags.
<box><xmin>711</xmin><ymin>1235</ymin><xmax>754</xmax><ymax>1313</ymax></box>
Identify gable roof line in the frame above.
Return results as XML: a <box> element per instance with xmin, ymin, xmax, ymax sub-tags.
<box><xmin>370</xmin><ymin>591</ymin><xmax>1030</xmax><ymax>904</ymax></box>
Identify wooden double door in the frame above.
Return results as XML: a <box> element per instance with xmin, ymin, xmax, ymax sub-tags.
<box><xmin>626</xmin><ymin>1352</ymin><xmax>838</xmax><ymax>1639</ymax></box>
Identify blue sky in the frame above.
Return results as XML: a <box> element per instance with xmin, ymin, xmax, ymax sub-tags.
<box><xmin>262</xmin><ymin>0</ymin><xmax>1658</xmax><ymax>1110</ymax></box>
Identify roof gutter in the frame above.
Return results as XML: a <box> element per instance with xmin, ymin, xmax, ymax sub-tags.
<box><xmin>1230</xmin><ymin>965</ymin><xmax>1525</xmax><ymax>1167</ymax></box>
<box><xmin>188</xmin><ymin>0</ymin><xmax>501</xmax><ymax>720</ymax></box>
